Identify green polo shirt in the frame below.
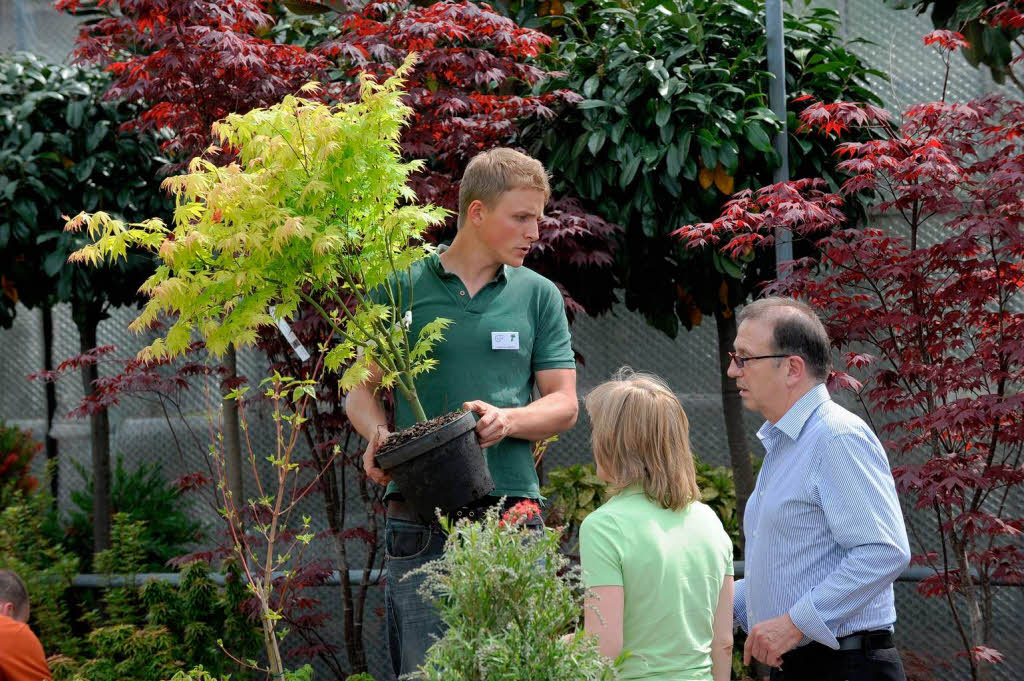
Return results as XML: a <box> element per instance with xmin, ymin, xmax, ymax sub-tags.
<box><xmin>381</xmin><ymin>246</ymin><xmax>575</xmax><ymax>501</ymax></box>
<box><xmin>580</xmin><ymin>491</ymin><xmax>734</xmax><ymax>680</ymax></box>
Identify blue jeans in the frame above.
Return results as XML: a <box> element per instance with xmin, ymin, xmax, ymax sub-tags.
<box><xmin>384</xmin><ymin>518</ymin><xmax>448</xmax><ymax>679</ymax></box>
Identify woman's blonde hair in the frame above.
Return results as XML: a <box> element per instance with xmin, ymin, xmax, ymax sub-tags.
<box><xmin>585</xmin><ymin>368</ymin><xmax>700</xmax><ymax>511</ymax></box>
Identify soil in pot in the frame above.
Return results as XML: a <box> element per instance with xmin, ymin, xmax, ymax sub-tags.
<box><xmin>376</xmin><ymin>410</ymin><xmax>464</xmax><ymax>457</ymax></box>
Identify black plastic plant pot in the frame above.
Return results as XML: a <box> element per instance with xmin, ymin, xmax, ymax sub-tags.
<box><xmin>375</xmin><ymin>411</ymin><xmax>495</xmax><ymax>523</ymax></box>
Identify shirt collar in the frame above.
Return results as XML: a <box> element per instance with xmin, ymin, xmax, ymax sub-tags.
<box><xmin>763</xmin><ymin>382</ymin><xmax>831</xmax><ymax>442</ymax></box>
<box><xmin>430</xmin><ymin>243</ymin><xmax>508</xmax><ymax>283</ymax></box>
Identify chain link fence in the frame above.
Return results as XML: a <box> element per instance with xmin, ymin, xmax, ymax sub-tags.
<box><xmin>2</xmin><ymin>0</ymin><xmax>1022</xmax><ymax>679</ymax></box>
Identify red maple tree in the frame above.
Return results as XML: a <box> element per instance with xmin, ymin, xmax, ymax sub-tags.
<box><xmin>56</xmin><ymin>0</ymin><xmax>328</xmax><ymax>158</ymax></box>
<box><xmin>675</xmin><ymin>30</ymin><xmax>1024</xmax><ymax>681</ymax></box>
<box><xmin>308</xmin><ymin>0</ymin><xmax>619</xmax><ymax>318</ymax></box>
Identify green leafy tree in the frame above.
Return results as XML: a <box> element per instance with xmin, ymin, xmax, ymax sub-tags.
<box><xmin>67</xmin><ymin>62</ymin><xmax>448</xmax><ymax>424</ymax></box>
<box><xmin>0</xmin><ymin>52</ymin><xmax>171</xmax><ymax>551</ymax></box>
<box><xmin>527</xmin><ymin>0</ymin><xmax>881</xmax><ymax>532</ymax></box>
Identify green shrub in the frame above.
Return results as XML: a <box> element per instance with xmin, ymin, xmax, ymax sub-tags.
<box><xmin>65</xmin><ymin>456</ymin><xmax>202</xmax><ymax>571</ymax></box>
<box><xmin>165</xmin><ymin>664</ymin><xmax>314</xmax><ymax>681</ymax></box>
<box><xmin>0</xmin><ymin>485</ymin><xmax>80</xmax><ymax>656</ymax></box>
<box><xmin>413</xmin><ymin>505</ymin><xmax>614</xmax><ymax>681</ymax></box>
<box><xmin>0</xmin><ymin>487</ymin><xmax>259</xmax><ymax>679</ymax></box>
<box><xmin>543</xmin><ymin>458</ymin><xmax>748</xmax><ymax>553</ymax></box>
<box><xmin>72</xmin><ymin>516</ymin><xmax>261</xmax><ymax>681</ymax></box>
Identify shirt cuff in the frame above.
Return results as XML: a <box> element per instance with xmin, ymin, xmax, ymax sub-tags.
<box><xmin>733</xmin><ymin>578</ymin><xmax>749</xmax><ymax>633</ymax></box>
<box><xmin>789</xmin><ymin>592</ymin><xmax>839</xmax><ymax>649</ymax></box>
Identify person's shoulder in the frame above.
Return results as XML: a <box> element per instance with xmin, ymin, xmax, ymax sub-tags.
<box><xmin>406</xmin><ymin>255</ymin><xmax>436</xmax><ymax>283</ymax></box>
<box><xmin>0</xmin><ymin>614</ymin><xmax>35</xmax><ymax>640</ymax></box>
<box><xmin>580</xmin><ymin>500</ymin><xmax>624</xmax><ymax>534</ymax></box>
<box><xmin>687</xmin><ymin>500</ymin><xmax>728</xmax><ymax>528</ymax></box>
<box><xmin>507</xmin><ymin>265</ymin><xmax>561</xmax><ymax>296</ymax></box>
<box><xmin>813</xmin><ymin>399</ymin><xmax>877</xmax><ymax>441</ymax></box>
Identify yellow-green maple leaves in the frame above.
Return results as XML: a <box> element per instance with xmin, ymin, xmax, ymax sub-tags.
<box><xmin>65</xmin><ymin>56</ymin><xmax>450</xmax><ymax>418</ymax></box>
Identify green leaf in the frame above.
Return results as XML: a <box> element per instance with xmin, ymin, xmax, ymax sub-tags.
<box><xmin>12</xmin><ymin>199</ymin><xmax>37</xmax><ymax>228</ymax></box>
<box><xmin>666</xmin><ymin>141</ymin><xmax>682</xmax><ymax>177</ymax></box>
<box><xmin>699</xmin><ymin>142</ymin><xmax>717</xmax><ymax>170</ymax></box>
<box><xmin>718</xmin><ymin>142</ymin><xmax>738</xmax><ymax>172</ymax></box>
<box><xmin>65</xmin><ymin>99</ymin><xmax>85</xmax><ymax>129</ymax></box>
<box><xmin>73</xmin><ymin>156</ymin><xmax>96</xmax><ymax>182</ymax></box>
<box><xmin>744</xmin><ymin>120</ymin><xmax>773</xmax><ymax>152</ymax></box>
<box><xmin>21</xmin><ymin>132</ymin><xmax>44</xmax><ymax>157</ymax></box>
<box><xmin>619</xmin><ymin>154</ymin><xmax>642</xmax><ymax>189</ymax></box>
<box><xmin>587</xmin><ymin>129</ymin><xmax>606</xmax><ymax>156</ymax></box>
<box><xmin>582</xmin><ymin>75</ymin><xmax>600</xmax><ymax>98</ymax></box>
<box><xmin>85</xmin><ymin>120</ymin><xmax>110</xmax><ymax>152</ymax></box>
<box><xmin>44</xmin><ymin>251</ymin><xmax>66</xmax><ymax>276</ymax></box>
<box><xmin>654</xmin><ymin>102</ymin><xmax>672</xmax><ymax>128</ymax></box>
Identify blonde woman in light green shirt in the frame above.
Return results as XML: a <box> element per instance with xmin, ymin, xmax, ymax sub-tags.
<box><xmin>579</xmin><ymin>368</ymin><xmax>734</xmax><ymax>681</ymax></box>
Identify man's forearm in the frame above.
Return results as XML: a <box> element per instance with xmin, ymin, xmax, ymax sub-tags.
<box><xmin>788</xmin><ymin>542</ymin><xmax>909</xmax><ymax>648</ymax></box>
<box><xmin>346</xmin><ymin>385</ymin><xmax>388</xmax><ymax>441</ymax></box>
<box><xmin>504</xmin><ymin>391</ymin><xmax>578</xmax><ymax>441</ymax></box>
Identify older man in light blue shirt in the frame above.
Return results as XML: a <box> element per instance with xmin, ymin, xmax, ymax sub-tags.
<box><xmin>729</xmin><ymin>297</ymin><xmax>910</xmax><ymax>681</ymax></box>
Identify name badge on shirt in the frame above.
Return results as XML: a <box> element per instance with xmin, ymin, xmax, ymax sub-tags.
<box><xmin>491</xmin><ymin>331</ymin><xmax>520</xmax><ymax>350</ymax></box>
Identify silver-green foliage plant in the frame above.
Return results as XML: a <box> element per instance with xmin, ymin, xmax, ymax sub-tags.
<box><xmin>66</xmin><ymin>56</ymin><xmax>449</xmax><ymax>423</ymax></box>
<box><xmin>412</xmin><ymin>506</ymin><xmax>615</xmax><ymax>681</ymax></box>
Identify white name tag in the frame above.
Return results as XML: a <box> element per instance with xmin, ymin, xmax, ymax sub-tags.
<box><xmin>491</xmin><ymin>331</ymin><xmax>520</xmax><ymax>350</ymax></box>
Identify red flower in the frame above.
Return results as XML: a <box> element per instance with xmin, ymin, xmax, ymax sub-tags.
<box><xmin>500</xmin><ymin>499</ymin><xmax>541</xmax><ymax>527</ymax></box>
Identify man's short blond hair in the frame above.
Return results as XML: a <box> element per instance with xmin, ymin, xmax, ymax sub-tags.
<box><xmin>457</xmin><ymin>148</ymin><xmax>551</xmax><ymax>229</ymax></box>
<box><xmin>585</xmin><ymin>368</ymin><xmax>701</xmax><ymax>511</ymax></box>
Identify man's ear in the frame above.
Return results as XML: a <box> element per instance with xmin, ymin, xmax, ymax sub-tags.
<box><xmin>466</xmin><ymin>199</ymin><xmax>487</xmax><ymax>227</ymax></box>
<box><xmin>786</xmin><ymin>355</ymin><xmax>807</xmax><ymax>386</ymax></box>
<box><xmin>0</xmin><ymin>601</ymin><xmax>14</xmax><ymax>618</ymax></box>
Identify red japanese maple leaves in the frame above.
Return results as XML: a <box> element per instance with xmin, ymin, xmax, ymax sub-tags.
<box><xmin>57</xmin><ymin>0</ymin><xmax>328</xmax><ymax>157</ymax></box>
<box><xmin>675</xmin><ymin>34</ymin><xmax>1024</xmax><ymax>674</ymax></box>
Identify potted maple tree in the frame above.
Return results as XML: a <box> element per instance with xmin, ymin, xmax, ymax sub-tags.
<box><xmin>65</xmin><ymin>59</ymin><xmax>495</xmax><ymax>521</ymax></box>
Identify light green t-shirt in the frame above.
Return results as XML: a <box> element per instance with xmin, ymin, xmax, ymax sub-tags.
<box><xmin>579</xmin><ymin>490</ymin><xmax>734</xmax><ymax>681</ymax></box>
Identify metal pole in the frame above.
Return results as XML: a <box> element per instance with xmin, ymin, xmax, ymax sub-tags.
<box><xmin>69</xmin><ymin>565</ymin><xmax>1024</xmax><ymax>588</ymax></box>
<box><xmin>765</xmin><ymin>0</ymin><xmax>793</xmax><ymax>272</ymax></box>
<box><xmin>13</xmin><ymin>0</ymin><xmax>36</xmax><ymax>52</ymax></box>
<box><xmin>72</xmin><ymin>568</ymin><xmax>385</xmax><ymax>589</ymax></box>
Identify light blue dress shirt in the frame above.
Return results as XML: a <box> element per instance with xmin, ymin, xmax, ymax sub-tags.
<box><xmin>734</xmin><ymin>383</ymin><xmax>911</xmax><ymax>649</ymax></box>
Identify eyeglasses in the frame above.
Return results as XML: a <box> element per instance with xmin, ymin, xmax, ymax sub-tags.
<box><xmin>728</xmin><ymin>352</ymin><xmax>791</xmax><ymax>369</ymax></box>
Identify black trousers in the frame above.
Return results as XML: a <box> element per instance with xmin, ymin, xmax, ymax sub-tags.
<box><xmin>769</xmin><ymin>634</ymin><xmax>906</xmax><ymax>681</ymax></box>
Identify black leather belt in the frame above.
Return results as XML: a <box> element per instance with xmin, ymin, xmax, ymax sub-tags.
<box><xmin>387</xmin><ymin>496</ymin><xmax>531</xmax><ymax>526</ymax></box>
<box><xmin>837</xmin><ymin>630</ymin><xmax>895</xmax><ymax>651</ymax></box>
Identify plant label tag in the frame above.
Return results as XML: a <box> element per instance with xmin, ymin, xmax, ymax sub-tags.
<box><xmin>491</xmin><ymin>331</ymin><xmax>520</xmax><ymax>350</ymax></box>
<box><xmin>269</xmin><ymin>305</ymin><xmax>311</xmax><ymax>362</ymax></box>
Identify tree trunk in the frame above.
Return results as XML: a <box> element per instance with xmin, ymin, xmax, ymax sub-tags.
<box><xmin>715</xmin><ymin>307</ymin><xmax>755</xmax><ymax>549</ymax></box>
<box><xmin>42</xmin><ymin>306</ymin><xmax>59</xmax><ymax>500</ymax></box>
<box><xmin>223</xmin><ymin>345</ymin><xmax>244</xmax><ymax>515</ymax></box>
<box><xmin>78</xmin><ymin>312</ymin><xmax>111</xmax><ymax>554</ymax></box>
<box><xmin>954</xmin><ymin>532</ymin><xmax>987</xmax><ymax>681</ymax></box>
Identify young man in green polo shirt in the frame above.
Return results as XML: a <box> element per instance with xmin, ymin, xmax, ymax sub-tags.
<box><xmin>345</xmin><ymin>147</ymin><xmax>579</xmax><ymax>678</ymax></box>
